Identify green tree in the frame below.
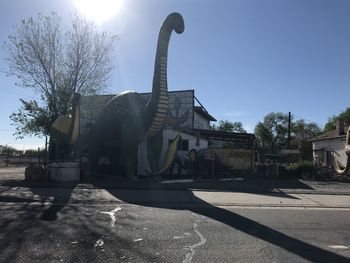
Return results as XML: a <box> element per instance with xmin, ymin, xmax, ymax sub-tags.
<box><xmin>213</xmin><ymin>120</ymin><xmax>247</xmax><ymax>133</ymax></box>
<box><xmin>324</xmin><ymin>107</ymin><xmax>350</xmax><ymax>132</ymax></box>
<box><xmin>210</xmin><ymin>120</ymin><xmax>247</xmax><ymax>149</ymax></box>
<box><xmin>254</xmin><ymin>112</ymin><xmax>289</xmax><ymax>153</ymax></box>
<box><xmin>255</xmin><ymin>113</ymin><xmax>322</xmax><ymax>158</ymax></box>
<box><xmin>3</xmin><ymin>12</ymin><xmax>117</xmax><ymax>138</ymax></box>
<box><xmin>0</xmin><ymin>145</ymin><xmax>18</xmax><ymax>156</ymax></box>
<box><xmin>291</xmin><ymin>120</ymin><xmax>322</xmax><ymax>160</ymax></box>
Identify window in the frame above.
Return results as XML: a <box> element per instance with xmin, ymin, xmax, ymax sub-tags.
<box><xmin>181</xmin><ymin>139</ymin><xmax>189</xmax><ymax>151</ymax></box>
<box><xmin>168</xmin><ymin>139</ymin><xmax>189</xmax><ymax>151</ymax></box>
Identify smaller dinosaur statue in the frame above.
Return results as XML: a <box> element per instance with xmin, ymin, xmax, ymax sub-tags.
<box><xmin>50</xmin><ymin>93</ymin><xmax>81</xmax><ymax>161</ymax></box>
<box><xmin>332</xmin><ymin>126</ymin><xmax>350</xmax><ymax>175</ymax></box>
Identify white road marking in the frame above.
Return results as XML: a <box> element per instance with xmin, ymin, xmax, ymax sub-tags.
<box><xmin>220</xmin><ymin>177</ymin><xmax>244</xmax><ymax>181</ymax></box>
<box><xmin>161</xmin><ymin>179</ymin><xmax>194</xmax><ymax>184</ymax></box>
<box><xmin>133</xmin><ymin>238</ymin><xmax>143</xmax><ymax>242</ymax></box>
<box><xmin>329</xmin><ymin>245</ymin><xmax>348</xmax><ymax>249</ymax></box>
<box><xmin>174</xmin><ymin>236</ymin><xmax>185</xmax><ymax>239</ymax></box>
<box><xmin>182</xmin><ymin>223</ymin><xmax>206</xmax><ymax>263</ymax></box>
<box><xmin>100</xmin><ymin>207</ymin><xmax>122</xmax><ymax>227</ymax></box>
<box><xmin>94</xmin><ymin>239</ymin><xmax>104</xmax><ymax>247</ymax></box>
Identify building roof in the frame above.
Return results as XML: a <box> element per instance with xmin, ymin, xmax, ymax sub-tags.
<box><xmin>309</xmin><ymin>126</ymin><xmax>349</xmax><ymax>142</ymax></box>
<box><xmin>193</xmin><ymin>128</ymin><xmax>255</xmax><ymax>142</ymax></box>
<box><xmin>194</xmin><ymin>106</ymin><xmax>217</xmax><ymax>121</ymax></box>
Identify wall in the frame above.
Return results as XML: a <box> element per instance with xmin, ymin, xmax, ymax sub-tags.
<box><xmin>194</xmin><ymin>112</ymin><xmax>210</xmax><ymax>130</ymax></box>
<box><xmin>312</xmin><ymin>137</ymin><xmax>347</xmax><ymax>166</ymax></box>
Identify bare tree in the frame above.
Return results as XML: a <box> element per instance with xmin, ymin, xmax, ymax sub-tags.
<box><xmin>3</xmin><ymin>12</ymin><xmax>117</xmax><ymax>138</ymax></box>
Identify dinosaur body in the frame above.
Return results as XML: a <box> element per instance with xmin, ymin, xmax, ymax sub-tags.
<box><xmin>89</xmin><ymin>13</ymin><xmax>185</xmax><ymax>179</ymax></box>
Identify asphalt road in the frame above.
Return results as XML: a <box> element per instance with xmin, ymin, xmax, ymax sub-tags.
<box><xmin>1</xmin><ymin>197</ymin><xmax>350</xmax><ymax>263</ymax></box>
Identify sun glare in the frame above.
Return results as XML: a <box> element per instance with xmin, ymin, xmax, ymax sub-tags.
<box><xmin>74</xmin><ymin>0</ymin><xmax>123</xmax><ymax>23</ymax></box>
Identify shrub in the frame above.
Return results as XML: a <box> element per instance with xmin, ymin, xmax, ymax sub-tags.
<box><xmin>286</xmin><ymin>161</ymin><xmax>317</xmax><ymax>179</ymax></box>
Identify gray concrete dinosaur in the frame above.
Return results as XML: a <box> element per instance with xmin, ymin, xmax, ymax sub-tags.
<box><xmin>89</xmin><ymin>13</ymin><xmax>185</xmax><ymax>179</ymax></box>
<box><xmin>332</xmin><ymin>126</ymin><xmax>350</xmax><ymax>175</ymax></box>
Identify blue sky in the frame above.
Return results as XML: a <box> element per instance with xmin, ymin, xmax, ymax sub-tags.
<box><xmin>1</xmin><ymin>0</ymin><xmax>350</xmax><ymax>149</ymax></box>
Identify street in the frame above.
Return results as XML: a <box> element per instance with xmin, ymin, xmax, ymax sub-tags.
<box><xmin>1</xmin><ymin>184</ymin><xmax>350</xmax><ymax>263</ymax></box>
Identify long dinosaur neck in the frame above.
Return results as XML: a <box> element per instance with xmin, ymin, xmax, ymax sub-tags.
<box><xmin>68</xmin><ymin>97</ymin><xmax>80</xmax><ymax>145</ymax></box>
<box><xmin>146</xmin><ymin>13</ymin><xmax>184</xmax><ymax>139</ymax></box>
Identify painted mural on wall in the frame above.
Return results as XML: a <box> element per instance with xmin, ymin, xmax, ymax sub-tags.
<box><xmin>140</xmin><ymin>90</ymin><xmax>194</xmax><ymax>130</ymax></box>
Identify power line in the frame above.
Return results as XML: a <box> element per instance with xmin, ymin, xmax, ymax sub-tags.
<box><xmin>0</xmin><ymin>89</ymin><xmax>37</xmax><ymax>99</ymax></box>
<box><xmin>293</xmin><ymin>114</ymin><xmax>324</xmax><ymax>126</ymax></box>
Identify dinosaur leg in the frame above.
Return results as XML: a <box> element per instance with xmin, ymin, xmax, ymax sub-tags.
<box><xmin>121</xmin><ymin>123</ymin><xmax>139</xmax><ymax>180</ymax></box>
<box><xmin>122</xmin><ymin>142</ymin><xmax>138</xmax><ymax>180</ymax></box>
<box><xmin>147</xmin><ymin>131</ymin><xmax>163</xmax><ymax>172</ymax></box>
<box><xmin>63</xmin><ymin>144</ymin><xmax>73</xmax><ymax>162</ymax></box>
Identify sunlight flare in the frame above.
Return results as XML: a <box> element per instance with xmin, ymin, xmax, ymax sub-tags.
<box><xmin>74</xmin><ymin>0</ymin><xmax>124</xmax><ymax>23</ymax></box>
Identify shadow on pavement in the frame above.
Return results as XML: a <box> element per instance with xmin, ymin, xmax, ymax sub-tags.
<box><xmin>1</xmin><ymin>173</ymin><xmax>348</xmax><ymax>262</ymax></box>
<box><xmin>90</xmin><ymin>176</ymin><xmax>314</xmax><ymax>199</ymax></box>
<box><xmin>29</xmin><ymin>184</ymin><xmax>77</xmax><ymax>221</ymax></box>
<box><xmin>94</xmin><ymin>182</ymin><xmax>349</xmax><ymax>263</ymax></box>
<box><xmin>0</xmin><ymin>198</ymin><xmax>156</xmax><ymax>263</ymax></box>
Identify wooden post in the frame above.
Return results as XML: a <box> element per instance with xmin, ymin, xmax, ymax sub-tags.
<box><xmin>38</xmin><ymin>147</ymin><xmax>41</xmax><ymax>165</ymax></box>
<box><xmin>5</xmin><ymin>144</ymin><xmax>9</xmax><ymax>167</ymax></box>
<box><xmin>44</xmin><ymin>136</ymin><xmax>48</xmax><ymax>166</ymax></box>
<box><xmin>212</xmin><ymin>158</ymin><xmax>215</xmax><ymax>179</ymax></box>
<box><xmin>288</xmin><ymin>112</ymin><xmax>291</xmax><ymax>149</ymax></box>
<box><xmin>250</xmin><ymin>138</ymin><xmax>254</xmax><ymax>175</ymax></box>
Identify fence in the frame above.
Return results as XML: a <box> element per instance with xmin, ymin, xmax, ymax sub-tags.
<box><xmin>0</xmin><ymin>153</ymin><xmax>47</xmax><ymax>167</ymax></box>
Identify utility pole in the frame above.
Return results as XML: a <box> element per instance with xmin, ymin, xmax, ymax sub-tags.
<box><xmin>288</xmin><ymin>112</ymin><xmax>291</xmax><ymax>149</ymax></box>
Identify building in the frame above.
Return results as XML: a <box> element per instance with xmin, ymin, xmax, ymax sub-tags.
<box><xmin>309</xmin><ymin>119</ymin><xmax>348</xmax><ymax>168</ymax></box>
<box><xmin>79</xmin><ymin>90</ymin><xmax>255</xmax><ymax>176</ymax></box>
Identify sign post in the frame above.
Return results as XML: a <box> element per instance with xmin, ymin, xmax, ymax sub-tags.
<box><xmin>204</xmin><ymin>150</ymin><xmax>215</xmax><ymax>179</ymax></box>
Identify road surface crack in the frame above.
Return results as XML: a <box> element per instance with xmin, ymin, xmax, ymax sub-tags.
<box><xmin>182</xmin><ymin>222</ymin><xmax>206</xmax><ymax>263</ymax></box>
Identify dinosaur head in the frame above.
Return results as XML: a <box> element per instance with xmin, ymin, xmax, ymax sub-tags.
<box><xmin>168</xmin><ymin>12</ymin><xmax>185</xmax><ymax>34</ymax></box>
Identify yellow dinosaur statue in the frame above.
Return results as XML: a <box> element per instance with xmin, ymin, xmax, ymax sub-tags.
<box><xmin>332</xmin><ymin>126</ymin><xmax>350</xmax><ymax>175</ymax></box>
<box><xmin>50</xmin><ymin>93</ymin><xmax>81</xmax><ymax>161</ymax></box>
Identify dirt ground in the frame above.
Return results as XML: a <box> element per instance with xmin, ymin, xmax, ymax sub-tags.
<box><xmin>0</xmin><ymin>167</ymin><xmax>25</xmax><ymax>181</ymax></box>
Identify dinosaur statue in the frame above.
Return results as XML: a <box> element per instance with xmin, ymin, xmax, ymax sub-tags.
<box><xmin>50</xmin><ymin>93</ymin><xmax>81</xmax><ymax>161</ymax></box>
<box><xmin>332</xmin><ymin>126</ymin><xmax>350</xmax><ymax>175</ymax></box>
<box><xmin>89</xmin><ymin>13</ymin><xmax>185</xmax><ymax>179</ymax></box>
